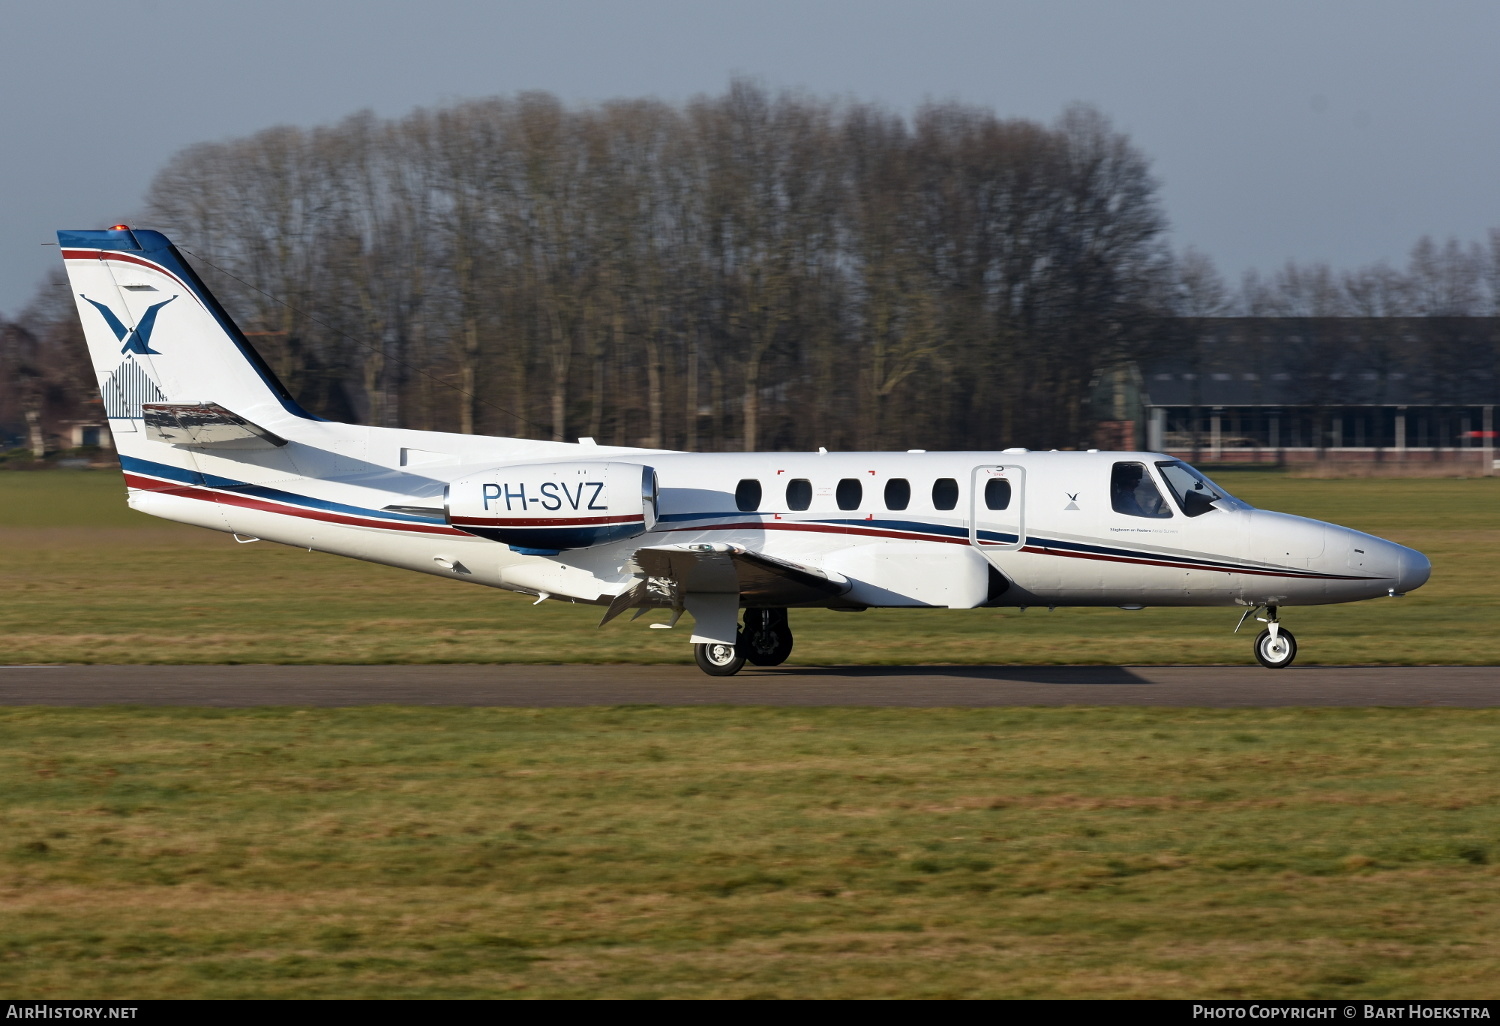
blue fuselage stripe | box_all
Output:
[118,455,443,525]
[117,464,1361,580]
[656,510,1344,578]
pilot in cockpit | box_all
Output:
[1111,462,1170,518]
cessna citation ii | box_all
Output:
[61,227,1431,675]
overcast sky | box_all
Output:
[3,0,1497,314]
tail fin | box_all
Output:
[58,227,315,454]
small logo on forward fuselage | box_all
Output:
[81,294,178,355]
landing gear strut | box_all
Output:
[1251,606,1298,669]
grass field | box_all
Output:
[2,471,1498,998]
[3,705,1498,998]
[1,469,1496,665]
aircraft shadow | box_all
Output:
[750,664,1154,685]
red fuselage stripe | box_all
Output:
[1015,544,1371,580]
[451,514,642,527]
[124,473,467,535]
[666,519,1374,581]
[122,474,1379,581]
[668,519,972,545]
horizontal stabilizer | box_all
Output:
[142,402,287,450]
[600,543,849,626]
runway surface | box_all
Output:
[0,664,1497,707]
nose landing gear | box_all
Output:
[1239,605,1298,669]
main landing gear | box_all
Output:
[1240,605,1298,669]
[741,608,794,666]
[694,641,745,676]
[692,608,794,677]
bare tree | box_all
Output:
[12,84,1214,452]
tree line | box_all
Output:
[3,82,1499,456]
[8,83,1172,452]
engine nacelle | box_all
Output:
[445,462,658,553]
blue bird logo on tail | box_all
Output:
[81,294,178,355]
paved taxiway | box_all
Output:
[0,664,1496,707]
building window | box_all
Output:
[984,478,1011,510]
[836,478,862,510]
[1110,462,1171,518]
[932,478,959,510]
[735,479,762,512]
[786,478,812,511]
[884,478,911,510]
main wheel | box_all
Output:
[741,608,793,666]
[1253,627,1298,669]
[694,641,746,676]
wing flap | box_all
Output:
[600,543,849,627]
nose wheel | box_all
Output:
[1238,605,1299,668]
[1247,605,1298,668]
[1254,626,1298,668]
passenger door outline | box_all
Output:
[969,464,1025,560]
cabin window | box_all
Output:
[1110,462,1172,518]
[884,477,911,510]
[836,478,863,510]
[735,479,762,512]
[932,478,959,510]
[984,478,1011,510]
[786,478,812,511]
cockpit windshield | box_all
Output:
[1154,461,1249,517]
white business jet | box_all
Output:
[60,227,1431,675]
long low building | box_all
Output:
[1099,317,1499,471]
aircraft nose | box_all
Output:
[1397,546,1432,594]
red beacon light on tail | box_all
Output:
[108,224,131,231]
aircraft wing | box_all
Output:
[599,543,849,626]
[142,402,287,450]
